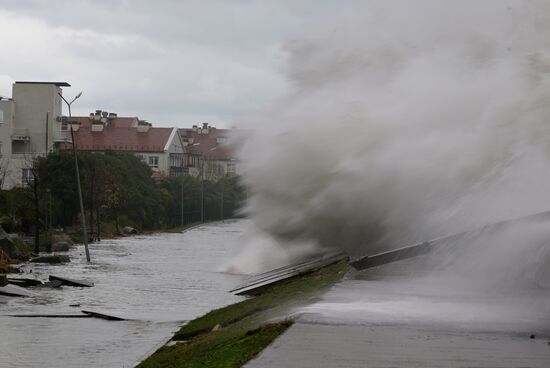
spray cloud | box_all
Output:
[230,0,550,273]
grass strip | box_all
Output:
[137,259,350,368]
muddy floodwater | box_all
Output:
[0,221,245,368]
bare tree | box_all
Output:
[22,153,46,254]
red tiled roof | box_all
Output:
[70,116,139,128]
[178,128,237,160]
[62,124,174,153]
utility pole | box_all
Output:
[200,160,204,222]
[45,112,50,152]
[59,91,90,262]
[220,176,224,221]
[181,178,184,226]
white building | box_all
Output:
[0,82,186,189]
[0,81,72,189]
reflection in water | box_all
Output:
[0,221,245,368]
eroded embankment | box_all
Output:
[137,260,350,368]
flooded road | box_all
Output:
[0,221,245,368]
[248,266,550,368]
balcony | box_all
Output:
[11,128,30,141]
[53,130,72,143]
[170,166,189,173]
[169,166,189,177]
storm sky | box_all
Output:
[0,0,346,127]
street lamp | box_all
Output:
[180,165,191,227]
[206,147,225,221]
[59,92,82,117]
[181,143,201,225]
[200,146,219,223]
[200,157,205,223]
[58,91,90,262]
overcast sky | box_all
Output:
[0,0,346,127]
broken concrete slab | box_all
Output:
[7,277,43,287]
[0,284,39,297]
[49,275,94,287]
[81,310,126,321]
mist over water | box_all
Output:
[227,0,550,288]
[299,218,550,331]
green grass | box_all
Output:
[139,321,292,368]
[137,259,350,368]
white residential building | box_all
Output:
[0,82,186,189]
[0,81,72,189]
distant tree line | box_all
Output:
[0,151,246,237]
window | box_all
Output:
[22,168,34,185]
[170,153,184,167]
[148,156,159,169]
[135,154,146,162]
[227,163,236,175]
[0,109,3,123]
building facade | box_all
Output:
[0,81,242,189]
[62,111,186,178]
[179,123,242,180]
[0,81,72,189]
[0,82,186,189]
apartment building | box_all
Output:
[0,81,187,189]
[0,81,71,189]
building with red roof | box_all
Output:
[178,123,242,179]
[61,110,186,178]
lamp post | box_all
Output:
[46,188,51,229]
[180,178,184,226]
[184,142,202,224]
[220,175,224,221]
[200,159,205,222]
[58,91,90,262]
[202,146,218,223]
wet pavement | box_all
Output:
[247,274,550,368]
[0,221,246,368]
[246,322,549,368]
[247,227,550,368]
